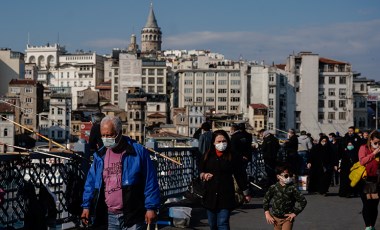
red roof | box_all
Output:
[147,112,166,118]
[319,57,347,65]
[9,79,37,85]
[0,103,15,113]
[275,64,286,70]
[249,103,267,109]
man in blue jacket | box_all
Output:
[81,116,160,229]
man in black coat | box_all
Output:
[284,128,299,176]
[261,130,280,186]
[89,112,105,155]
[231,123,253,171]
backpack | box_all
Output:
[65,170,85,216]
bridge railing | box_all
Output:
[0,143,269,229]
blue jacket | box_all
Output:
[82,136,160,226]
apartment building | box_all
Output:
[285,52,354,136]
[25,43,105,110]
[0,48,25,95]
[0,100,15,152]
[352,74,374,131]
[7,79,43,133]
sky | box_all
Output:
[1,0,380,80]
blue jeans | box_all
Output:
[207,209,230,230]
[108,212,145,230]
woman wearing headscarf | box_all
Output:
[307,136,337,195]
[200,129,251,230]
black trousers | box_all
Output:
[360,191,379,227]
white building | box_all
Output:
[285,52,354,136]
[25,43,105,109]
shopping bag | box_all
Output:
[349,161,367,187]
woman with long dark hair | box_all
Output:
[200,130,251,230]
[358,130,380,230]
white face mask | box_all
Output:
[215,142,227,151]
[371,143,379,149]
[279,175,292,184]
[102,133,119,149]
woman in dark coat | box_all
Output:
[200,130,251,230]
[307,136,337,195]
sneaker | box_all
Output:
[365,227,372,230]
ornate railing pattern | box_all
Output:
[0,145,269,229]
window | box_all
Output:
[318,100,325,108]
[339,112,346,120]
[328,112,335,120]
[24,108,33,114]
[157,69,164,75]
[184,88,192,94]
[339,76,346,84]
[196,88,202,94]
[196,97,202,102]
[148,69,155,75]
[58,131,63,138]
[148,77,155,84]
[136,124,140,132]
[231,97,240,102]
[148,86,155,92]
[269,87,275,94]
[218,89,227,94]
[328,100,336,108]
[25,88,33,93]
[339,88,346,96]
[25,98,32,103]
[206,97,214,102]
[142,69,147,75]
[318,112,324,120]
[206,80,214,85]
[51,108,55,114]
[230,89,240,94]
[156,105,160,111]
[231,80,240,85]
[157,77,164,84]
[328,89,335,96]
[24,118,33,125]
[218,97,227,102]
[136,111,140,119]
[339,100,346,107]
[157,86,164,93]
[4,128,8,137]
[218,105,226,110]
[206,88,214,94]
[218,80,227,85]
[269,110,274,118]
[328,77,335,84]
[184,80,193,85]
[269,98,274,107]
[319,77,325,84]
[142,77,146,84]
[230,106,238,110]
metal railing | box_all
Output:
[0,144,270,229]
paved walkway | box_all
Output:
[159,186,379,230]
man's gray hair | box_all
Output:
[101,115,122,134]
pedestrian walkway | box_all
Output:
[159,186,378,230]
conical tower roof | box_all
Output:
[144,3,159,28]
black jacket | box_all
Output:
[231,131,253,162]
[261,134,280,161]
[200,152,248,211]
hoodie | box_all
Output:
[298,135,312,152]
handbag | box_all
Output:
[233,176,245,208]
[349,161,367,187]
[188,177,205,199]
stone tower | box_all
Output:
[141,3,162,54]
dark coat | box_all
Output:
[284,135,298,156]
[89,123,104,154]
[261,134,280,161]
[231,131,253,162]
[200,152,248,211]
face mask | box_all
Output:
[321,142,326,146]
[279,175,292,184]
[329,138,333,142]
[215,142,227,152]
[347,145,354,151]
[102,133,119,149]
[371,143,379,149]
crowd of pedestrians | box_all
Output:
[82,115,379,230]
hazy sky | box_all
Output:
[1,0,379,80]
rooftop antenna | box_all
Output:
[57,32,60,45]
[27,32,30,45]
